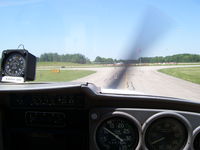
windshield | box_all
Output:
[0,0,200,101]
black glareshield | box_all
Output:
[1,49,36,82]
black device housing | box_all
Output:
[1,49,36,81]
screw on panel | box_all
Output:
[91,113,98,120]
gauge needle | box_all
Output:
[151,137,165,145]
[103,127,124,142]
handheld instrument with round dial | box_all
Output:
[95,112,141,150]
[1,49,36,82]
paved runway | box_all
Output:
[73,65,200,101]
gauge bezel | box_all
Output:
[142,112,192,150]
[192,126,200,150]
[93,111,142,150]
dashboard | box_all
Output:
[0,82,200,150]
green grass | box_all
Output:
[159,67,200,84]
[34,70,96,82]
[38,62,90,67]
[37,62,200,68]
[37,62,109,68]
[147,63,200,66]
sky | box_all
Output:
[0,0,199,60]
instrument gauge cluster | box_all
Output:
[90,109,194,150]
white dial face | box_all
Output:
[96,117,139,150]
[4,53,25,77]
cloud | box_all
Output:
[0,0,43,7]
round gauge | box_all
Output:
[95,112,140,150]
[192,126,200,150]
[143,112,191,150]
[3,53,25,77]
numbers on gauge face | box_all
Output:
[145,117,188,150]
[96,117,139,150]
[4,53,25,77]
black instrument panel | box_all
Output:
[10,93,85,108]
[0,82,200,150]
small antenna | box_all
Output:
[17,44,25,49]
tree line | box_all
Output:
[94,56,116,64]
[140,54,200,63]
[37,53,200,64]
[38,53,90,64]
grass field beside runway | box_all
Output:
[159,67,200,84]
[37,62,106,68]
[37,62,200,68]
[35,70,96,82]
